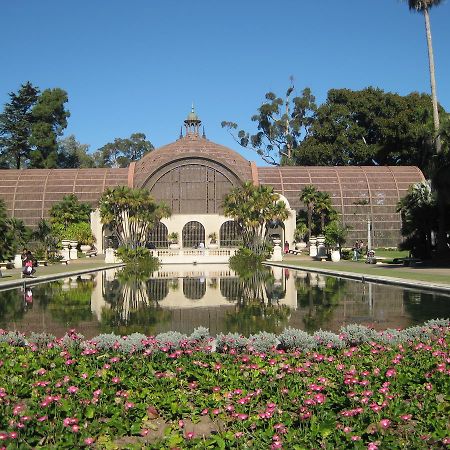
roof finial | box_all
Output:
[179,126,183,139]
[202,125,206,139]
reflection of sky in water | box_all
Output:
[0,265,448,338]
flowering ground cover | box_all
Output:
[0,322,449,449]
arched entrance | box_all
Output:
[182,221,205,248]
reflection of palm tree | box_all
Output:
[226,257,291,334]
[101,263,171,333]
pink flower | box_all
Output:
[314,393,326,404]
[185,431,195,439]
[112,377,120,383]
[124,402,134,410]
[351,436,362,441]
[367,443,378,449]
[71,425,79,433]
[379,419,391,429]
[84,437,94,445]
[401,414,412,421]
[178,420,184,428]
[67,386,79,394]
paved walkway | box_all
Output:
[0,256,123,289]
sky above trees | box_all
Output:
[1,0,449,165]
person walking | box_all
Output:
[352,241,360,261]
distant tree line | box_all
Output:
[0,82,153,170]
[222,85,450,178]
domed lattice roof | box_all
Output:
[133,134,253,188]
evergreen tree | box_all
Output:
[0,82,39,169]
[29,88,70,168]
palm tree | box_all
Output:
[405,0,443,153]
[299,185,319,242]
[314,191,334,233]
[99,186,171,249]
[223,181,290,256]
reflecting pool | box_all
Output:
[0,264,449,338]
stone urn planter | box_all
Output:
[295,241,307,250]
[331,249,341,262]
[169,243,180,249]
[80,244,92,253]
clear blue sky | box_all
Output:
[1,0,449,165]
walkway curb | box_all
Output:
[264,262,450,294]
[0,264,125,290]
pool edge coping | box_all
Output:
[264,262,450,294]
[0,264,125,290]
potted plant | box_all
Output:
[168,232,180,249]
[208,232,218,249]
[294,223,308,250]
[324,221,348,262]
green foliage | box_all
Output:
[99,186,170,249]
[0,200,31,260]
[52,221,95,245]
[57,135,94,168]
[49,194,92,229]
[324,220,348,249]
[29,88,70,168]
[223,181,289,256]
[229,248,265,274]
[397,181,437,258]
[116,246,155,264]
[295,88,446,176]
[93,132,153,168]
[223,84,448,175]
[168,232,179,243]
[294,222,308,242]
[0,82,39,169]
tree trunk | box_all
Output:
[424,7,441,154]
[307,208,312,242]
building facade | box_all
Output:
[0,110,424,251]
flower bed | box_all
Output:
[0,321,449,449]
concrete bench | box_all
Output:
[60,259,70,265]
[85,250,97,258]
[288,250,302,255]
[314,255,328,261]
[37,260,48,267]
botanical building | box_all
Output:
[0,110,424,251]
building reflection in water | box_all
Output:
[0,265,449,338]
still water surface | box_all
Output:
[0,264,449,338]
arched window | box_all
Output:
[183,278,206,300]
[147,222,168,248]
[182,221,205,248]
[220,221,242,247]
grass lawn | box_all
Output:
[372,248,409,260]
